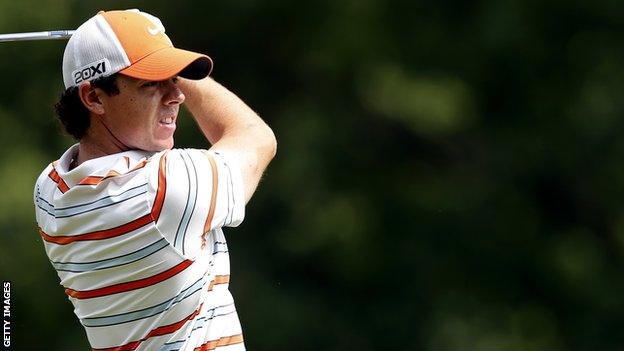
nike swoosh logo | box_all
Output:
[147,26,162,36]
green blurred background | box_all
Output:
[1,0,623,349]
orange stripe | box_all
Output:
[39,214,152,244]
[151,152,167,220]
[203,154,218,233]
[78,175,105,185]
[48,158,149,190]
[77,171,121,185]
[207,275,230,291]
[93,304,203,351]
[77,160,148,186]
[194,334,244,351]
[39,154,167,245]
[48,168,70,193]
[131,159,149,171]
[65,260,192,299]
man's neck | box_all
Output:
[72,116,132,169]
[74,135,127,169]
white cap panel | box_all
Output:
[62,14,131,88]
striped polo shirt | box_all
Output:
[33,144,247,351]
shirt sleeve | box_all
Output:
[146,148,245,258]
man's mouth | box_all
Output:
[160,117,174,124]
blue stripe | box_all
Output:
[38,183,148,218]
[55,183,148,218]
[223,159,235,225]
[36,185,55,216]
[36,192,55,215]
[81,276,207,327]
[173,152,191,250]
[213,241,228,255]
[174,152,198,253]
[159,340,185,351]
[51,238,169,272]
[158,318,207,351]
[158,305,237,351]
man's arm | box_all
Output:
[178,77,277,203]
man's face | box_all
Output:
[97,75,185,152]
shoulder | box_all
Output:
[33,162,54,200]
[35,163,55,185]
[143,148,244,203]
[145,148,239,174]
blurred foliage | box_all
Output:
[2,0,624,350]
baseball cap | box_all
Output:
[62,9,212,89]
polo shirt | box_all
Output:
[34,144,246,351]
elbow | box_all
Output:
[251,122,277,169]
[266,127,277,160]
[256,121,276,160]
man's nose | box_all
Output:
[163,79,185,105]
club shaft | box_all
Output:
[0,30,75,42]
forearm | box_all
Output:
[178,77,277,202]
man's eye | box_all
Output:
[142,81,159,88]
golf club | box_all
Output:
[0,30,74,42]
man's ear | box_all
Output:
[78,82,105,115]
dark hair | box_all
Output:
[54,74,120,140]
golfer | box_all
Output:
[33,9,276,351]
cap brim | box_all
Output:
[119,47,213,81]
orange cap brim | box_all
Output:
[119,47,213,81]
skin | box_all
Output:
[178,77,277,203]
[78,74,184,156]
[76,74,277,203]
